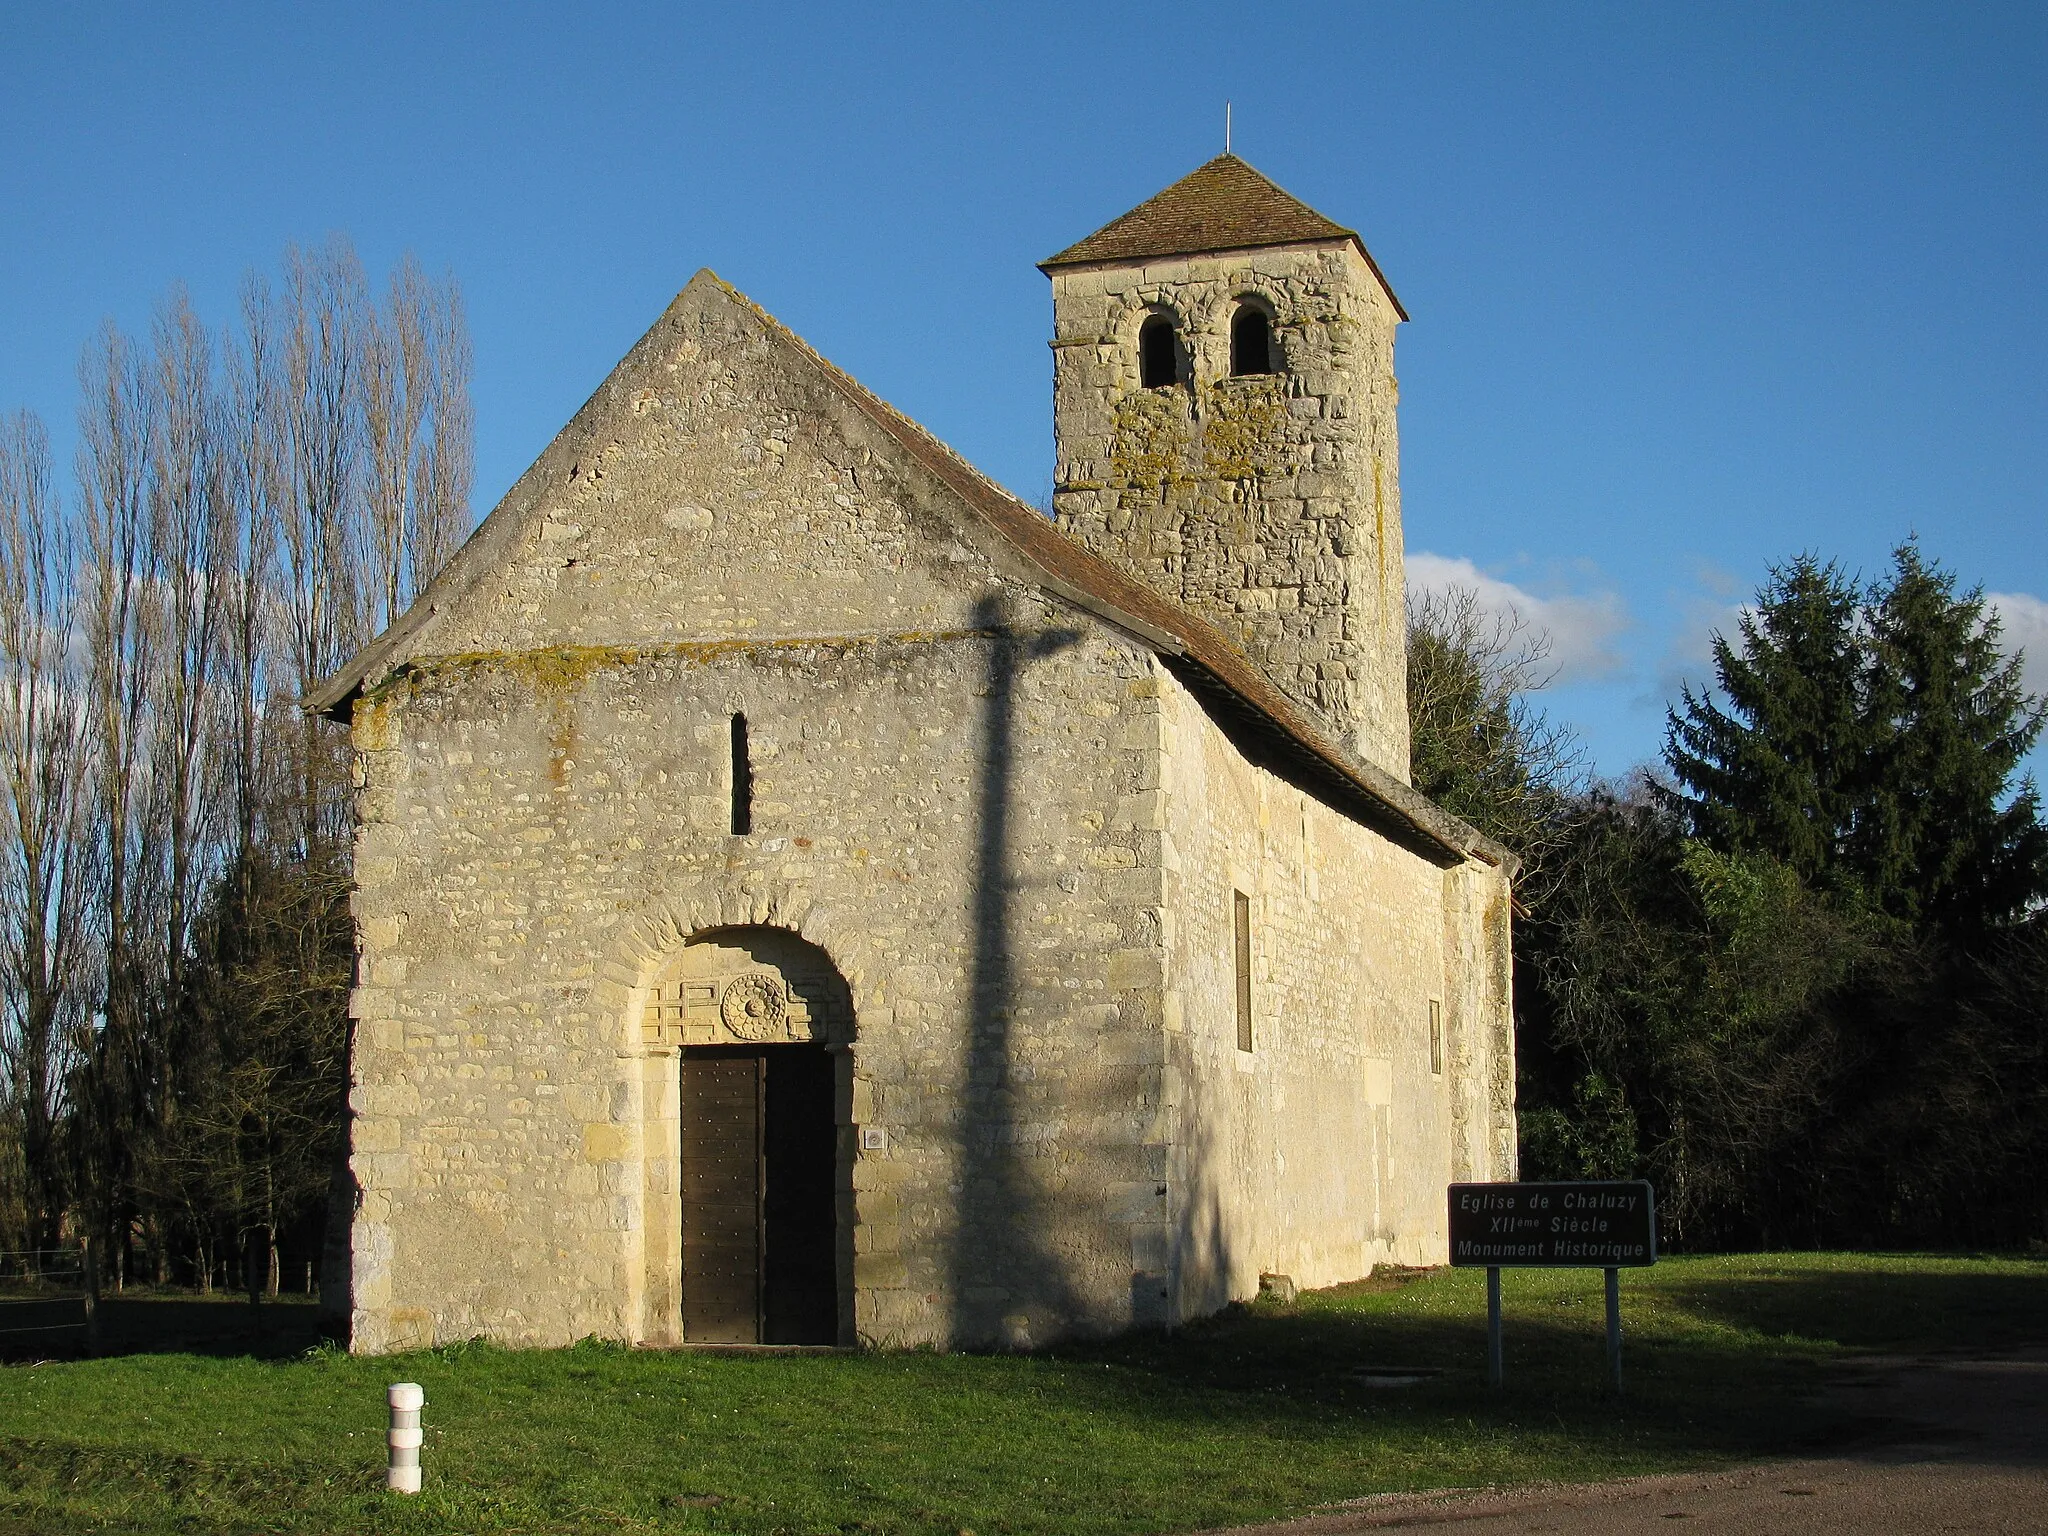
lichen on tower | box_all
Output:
[1043,154,1413,780]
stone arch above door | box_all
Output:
[640,927,855,1051]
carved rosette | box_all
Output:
[720,973,788,1041]
[641,937,840,1049]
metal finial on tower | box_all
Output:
[1225,101,1232,154]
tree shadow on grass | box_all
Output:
[1039,1274,1851,1464]
[0,1295,326,1363]
[1655,1263,2048,1354]
[1041,1262,2048,1476]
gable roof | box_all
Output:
[1040,154,1407,321]
[309,271,1499,871]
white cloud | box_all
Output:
[1988,591,2048,698]
[1655,598,1750,703]
[1405,552,1630,684]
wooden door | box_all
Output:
[762,1046,838,1344]
[680,1053,764,1343]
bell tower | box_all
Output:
[1042,155,1412,779]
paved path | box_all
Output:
[1200,1356,2048,1535]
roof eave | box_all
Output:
[1039,233,1408,323]
[310,272,1496,876]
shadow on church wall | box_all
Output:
[950,595,1287,1346]
[1168,1066,1243,1324]
[949,595,1101,1348]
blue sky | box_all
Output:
[3,2,2044,778]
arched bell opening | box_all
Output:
[1229,299,1278,376]
[1138,312,1182,389]
[641,926,854,1345]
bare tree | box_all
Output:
[0,412,93,1256]
[1,234,472,1298]
[76,321,164,1282]
[147,289,230,994]
[414,273,472,599]
[363,253,472,637]
[222,276,282,872]
[131,288,237,1283]
[1407,584,1587,901]
[362,266,423,638]
[176,840,351,1302]
[277,237,369,855]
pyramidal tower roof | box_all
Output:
[1040,153,1405,318]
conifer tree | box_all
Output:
[1854,541,2048,936]
[1663,554,1868,887]
[1665,542,2047,939]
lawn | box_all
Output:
[0,1252,2038,1536]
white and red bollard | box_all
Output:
[386,1382,424,1493]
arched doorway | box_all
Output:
[641,928,852,1344]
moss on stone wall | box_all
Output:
[1108,376,1292,503]
[1202,377,1290,483]
[1109,389,1197,499]
[362,630,1004,709]
[363,644,646,705]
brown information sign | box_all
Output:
[1448,1181,1656,1268]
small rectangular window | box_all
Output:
[1233,891,1253,1053]
[730,713,753,836]
[1429,999,1443,1076]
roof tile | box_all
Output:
[1041,154,1405,318]
[311,272,1482,865]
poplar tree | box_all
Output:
[0,236,470,1291]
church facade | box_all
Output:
[315,156,1517,1354]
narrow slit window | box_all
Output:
[1230,304,1275,376]
[1139,314,1178,389]
[1234,891,1254,1053]
[1429,999,1443,1076]
[730,713,753,835]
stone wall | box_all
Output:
[342,272,1510,1355]
[1152,668,1513,1319]
[347,280,1186,1351]
[1048,243,1411,781]
[1439,859,1519,1186]
[350,613,1180,1351]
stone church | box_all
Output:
[313,154,1518,1354]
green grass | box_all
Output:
[0,1252,2039,1536]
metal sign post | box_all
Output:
[1486,1265,1502,1387]
[1448,1181,1656,1392]
[1605,1265,1622,1391]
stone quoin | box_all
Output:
[313,154,1518,1353]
